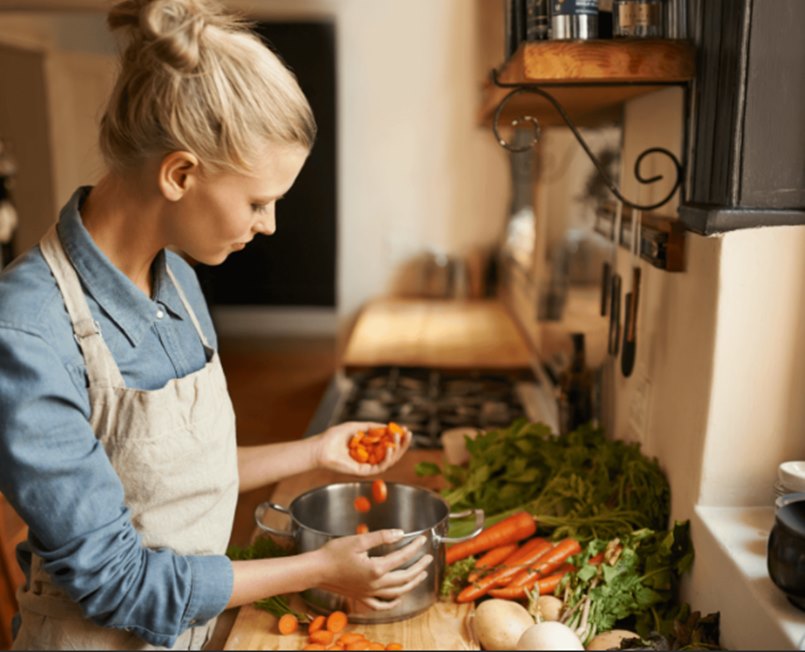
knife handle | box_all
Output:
[627,267,642,342]
[600,262,611,317]
[608,274,621,356]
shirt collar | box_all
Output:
[56,186,186,347]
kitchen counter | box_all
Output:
[222,449,479,650]
[341,298,533,371]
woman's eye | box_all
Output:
[251,203,268,214]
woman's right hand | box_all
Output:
[313,529,433,610]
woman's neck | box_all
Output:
[80,172,166,297]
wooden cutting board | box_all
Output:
[341,299,532,371]
[222,450,479,650]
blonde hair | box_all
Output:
[100,0,316,174]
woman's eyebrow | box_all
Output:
[253,194,285,203]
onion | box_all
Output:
[516,622,584,650]
[472,599,535,651]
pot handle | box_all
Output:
[437,508,485,544]
[254,501,294,538]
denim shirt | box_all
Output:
[0,188,233,647]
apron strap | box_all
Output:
[165,265,213,353]
[39,226,126,388]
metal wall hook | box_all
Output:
[490,69,684,212]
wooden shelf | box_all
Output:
[480,39,696,128]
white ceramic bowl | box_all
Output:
[779,461,805,494]
[441,427,482,466]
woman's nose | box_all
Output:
[254,210,276,236]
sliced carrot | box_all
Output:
[368,643,385,650]
[326,610,348,633]
[388,422,404,435]
[385,644,403,651]
[346,642,371,651]
[372,479,388,504]
[445,512,537,565]
[309,615,327,634]
[354,496,371,513]
[310,630,335,645]
[356,523,369,534]
[338,633,367,645]
[303,645,326,651]
[278,613,299,635]
[466,543,519,582]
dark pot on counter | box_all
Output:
[767,492,805,611]
[254,481,484,623]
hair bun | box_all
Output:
[109,0,223,73]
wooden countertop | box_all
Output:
[223,449,479,650]
[341,298,532,371]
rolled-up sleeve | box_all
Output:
[0,324,233,647]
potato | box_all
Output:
[586,629,640,650]
[473,599,535,651]
[534,595,563,622]
[516,622,584,650]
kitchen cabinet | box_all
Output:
[222,449,478,650]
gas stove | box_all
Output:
[306,365,556,448]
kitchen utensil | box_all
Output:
[607,202,623,356]
[254,481,484,623]
[621,209,641,377]
[767,492,805,611]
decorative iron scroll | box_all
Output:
[491,69,684,212]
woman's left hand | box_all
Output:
[313,421,411,475]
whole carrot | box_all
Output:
[466,543,519,582]
[456,538,552,603]
[445,512,536,565]
[501,538,582,591]
[488,563,574,599]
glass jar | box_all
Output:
[613,0,663,38]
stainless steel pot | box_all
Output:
[254,481,484,623]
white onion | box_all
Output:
[516,622,584,650]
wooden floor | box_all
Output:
[218,335,337,548]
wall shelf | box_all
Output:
[480,39,696,127]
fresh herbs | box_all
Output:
[417,420,670,541]
[557,522,695,645]
[439,557,476,600]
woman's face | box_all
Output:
[167,142,308,265]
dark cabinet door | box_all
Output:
[196,21,337,307]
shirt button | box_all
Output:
[156,309,165,320]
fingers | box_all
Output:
[355,528,406,550]
[374,535,428,573]
[360,596,403,611]
[374,553,433,589]
[372,569,429,600]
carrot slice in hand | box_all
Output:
[355,523,369,534]
[278,613,299,635]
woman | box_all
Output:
[0,0,431,649]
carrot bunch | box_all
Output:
[348,423,405,465]
[279,609,403,650]
[444,511,582,603]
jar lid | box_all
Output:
[778,461,805,493]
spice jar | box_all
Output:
[551,0,599,40]
[613,0,663,38]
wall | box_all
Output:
[0,1,510,340]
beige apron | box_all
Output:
[13,226,239,650]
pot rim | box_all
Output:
[286,480,450,539]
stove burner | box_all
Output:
[334,366,535,449]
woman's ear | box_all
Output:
[158,151,200,201]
